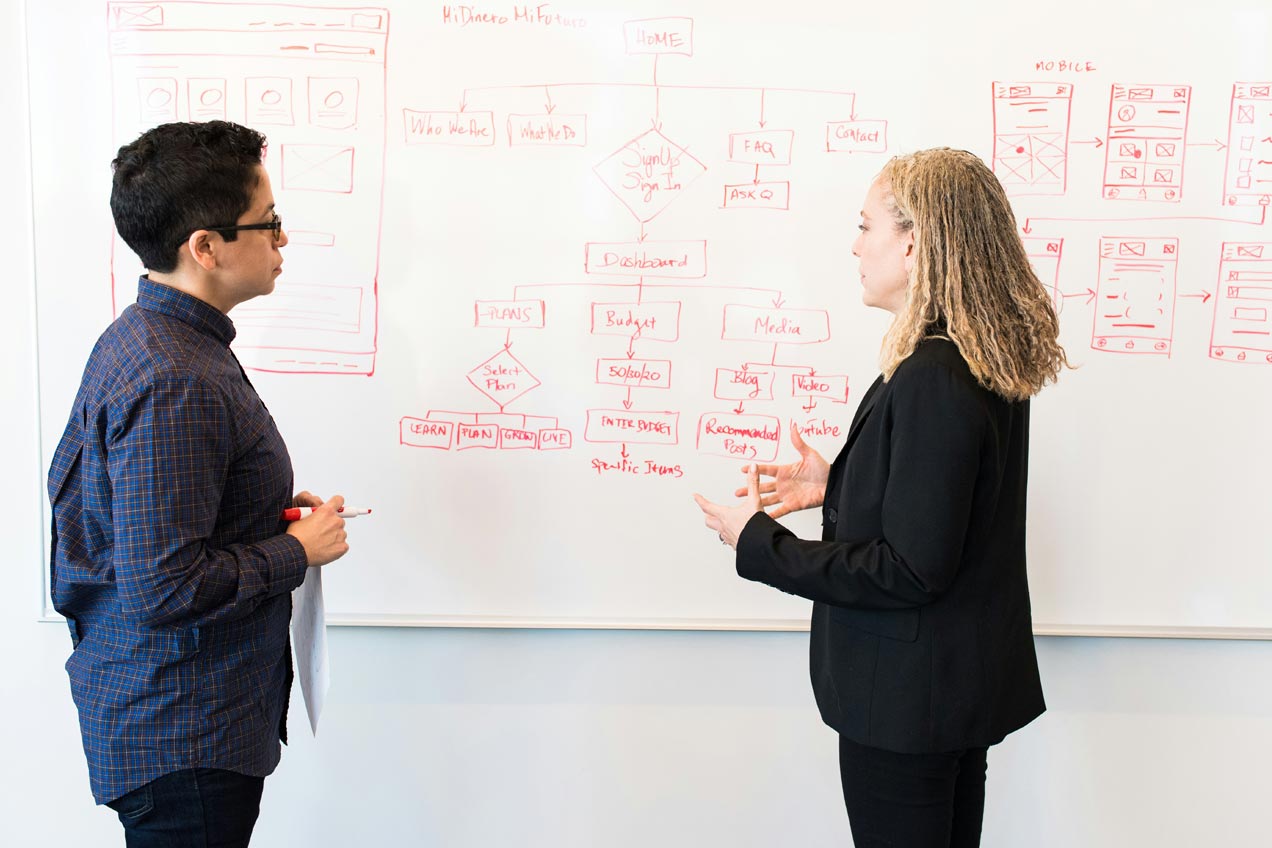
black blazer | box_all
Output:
[737,338,1044,753]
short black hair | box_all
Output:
[110,121,267,273]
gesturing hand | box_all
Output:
[735,424,830,519]
[693,466,762,551]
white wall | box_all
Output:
[3,3,1269,845]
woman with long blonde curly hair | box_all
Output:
[878,148,1068,400]
[697,148,1068,847]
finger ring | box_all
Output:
[718,534,725,543]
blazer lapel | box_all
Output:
[822,374,884,497]
[843,374,885,452]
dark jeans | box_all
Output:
[839,735,989,848]
[106,768,265,848]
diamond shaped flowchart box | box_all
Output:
[467,348,540,408]
[594,128,707,222]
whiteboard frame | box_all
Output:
[32,607,1272,640]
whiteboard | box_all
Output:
[25,0,1272,635]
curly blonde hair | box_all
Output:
[877,148,1069,401]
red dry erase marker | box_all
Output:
[281,506,372,521]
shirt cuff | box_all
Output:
[255,533,311,596]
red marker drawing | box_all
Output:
[281,506,372,521]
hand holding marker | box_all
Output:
[283,495,358,567]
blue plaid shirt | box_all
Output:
[48,278,309,804]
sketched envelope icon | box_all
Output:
[1119,242,1147,257]
[114,4,164,27]
[1153,169,1173,182]
[1128,88,1154,100]
[1009,86,1031,97]
[1120,166,1138,179]
[1237,245,1265,258]
[282,145,354,193]
[1250,85,1270,97]
[1119,142,1139,156]
[1155,143,1176,157]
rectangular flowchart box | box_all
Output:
[596,358,673,389]
[728,130,794,164]
[714,367,775,401]
[507,113,587,147]
[474,300,545,328]
[404,109,496,146]
[723,181,790,210]
[826,120,887,153]
[696,413,781,462]
[585,409,679,445]
[584,240,707,278]
[722,305,829,344]
[792,373,849,402]
[400,417,453,449]
[624,17,693,55]
[591,302,681,341]
[456,422,500,450]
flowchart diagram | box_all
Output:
[396,15,877,472]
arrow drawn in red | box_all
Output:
[1062,288,1098,305]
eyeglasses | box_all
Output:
[195,212,284,243]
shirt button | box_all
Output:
[825,508,838,523]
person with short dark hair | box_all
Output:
[696,148,1069,847]
[48,120,351,847]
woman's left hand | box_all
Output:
[693,466,762,550]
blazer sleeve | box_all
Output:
[736,360,986,609]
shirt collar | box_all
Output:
[135,276,237,346]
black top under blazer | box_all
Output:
[737,337,1045,754]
